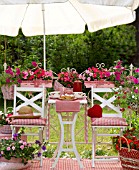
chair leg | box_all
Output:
[11,125,16,138]
[92,127,96,168]
[39,127,43,167]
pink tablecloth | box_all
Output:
[56,100,80,112]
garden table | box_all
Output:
[47,97,88,168]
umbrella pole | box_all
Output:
[42,4,46,70]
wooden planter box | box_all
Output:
[84,80,115,88]
[20,79,53,88]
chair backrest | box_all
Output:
[13,85,45,117]
[91,87,122,118]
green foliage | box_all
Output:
[0,25,136,74]
[0,25,137,99]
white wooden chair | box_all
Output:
[91,87,128,167]
[10,85,46,166]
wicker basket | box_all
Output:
[119,136,139,170]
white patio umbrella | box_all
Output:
[0,0,137,70]
[79,0,139,10]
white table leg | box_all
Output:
[52,112,83,169]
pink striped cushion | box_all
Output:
[91,117,128,126]
[11,118,46,126]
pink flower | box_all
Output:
[22,71,28,79]
[5,67,14,76]
[23,142,27,146]
[87,77,91,81]
[16,68,20,76]
[6,78,10,83]
[32,61,38,67]
[133,78,139,84]
[135,68,139,73]
[134,88,139,94]
[7,147,11,151]
[20,145,24,150]
[19,140,23,143]
[12,146,15,150]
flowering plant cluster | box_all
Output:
[112,61,139,112]
[79,66,111,81]
[0,61,53,88]
[0,131,47,165]
[113,128,139,152]
[0,111,13,126]
[57,70,79,88]
[22,61,53,81]
[0,67,22,87]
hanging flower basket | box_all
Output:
[1,85,14,100]
[84,80,115,88]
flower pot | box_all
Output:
[0,157,32,170]
[119,147,139,170]
[1,85,14,100]
[0,125,12,134]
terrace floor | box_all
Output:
[26,158,123,170]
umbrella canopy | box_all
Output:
[0,0,136,36]
[78,0,139,10]
[0,0,137,70]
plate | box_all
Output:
[58,97,77,101]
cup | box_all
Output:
[74,92,86,98]
[49,91,60,98]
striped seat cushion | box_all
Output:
[11,118,46,126]
[91,117,128,126]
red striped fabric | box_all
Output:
[91,117,128,126]
[11,118,46,125]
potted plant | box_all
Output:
[113,128,139,170]
[0,66,23,100]
[21,61,53,88]
[79,64,114,88]
[0,131,47,168]
[0,110,13,134]
[0,61,54,100]
[57,69,79,89]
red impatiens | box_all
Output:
[113,128,139,151]
[57,70,79,88]
[22,61,53,81]
[79,66,111,81]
